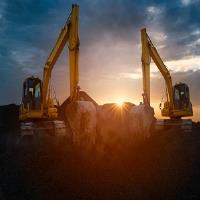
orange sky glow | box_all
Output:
[48,39,200,122]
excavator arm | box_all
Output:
[141,28,174,111]
[42,4,79,113]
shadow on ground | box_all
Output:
[0,126,200,200]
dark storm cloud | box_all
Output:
[151,0,200,60]
[0,0,61,103]
[0,0,200,105]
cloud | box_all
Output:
[165,55,200,72]
[0,0,200,121]
[180,0,199,6]
[147,6,162,14]
[120,72,142,80]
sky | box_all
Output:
[0,0,200,121]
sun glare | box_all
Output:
[115,98,124,107]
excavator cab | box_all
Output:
[173,83,193,116]
[162,83,193,118]
[22,76,42,111]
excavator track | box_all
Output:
[155,119,193,133]
[20,120,67,139]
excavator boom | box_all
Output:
[19,4,80,138]
[42,4,79,113]
[141,28,193,118]
[141,28,174,110]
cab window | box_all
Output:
[34,83,41,98]
[174,88,180,100]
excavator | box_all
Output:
[19,4,80,136]
[141,28,193,130]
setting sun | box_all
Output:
[115,98,124,106]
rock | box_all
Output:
[96,103,134,154]
[64,101,97,149]
[128,104,155,141]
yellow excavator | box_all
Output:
[141,28,193,129]
[19,4,79,136]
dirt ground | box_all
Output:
[0,127,200,200]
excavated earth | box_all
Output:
[0,104,200,200]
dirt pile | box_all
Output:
[60,91,98,149]
[60,92,154,155]
[0,128,200,199]
[96,102,134,154]
[0,100,199,199]
[63,101,97,147]
[128,104,155,139]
